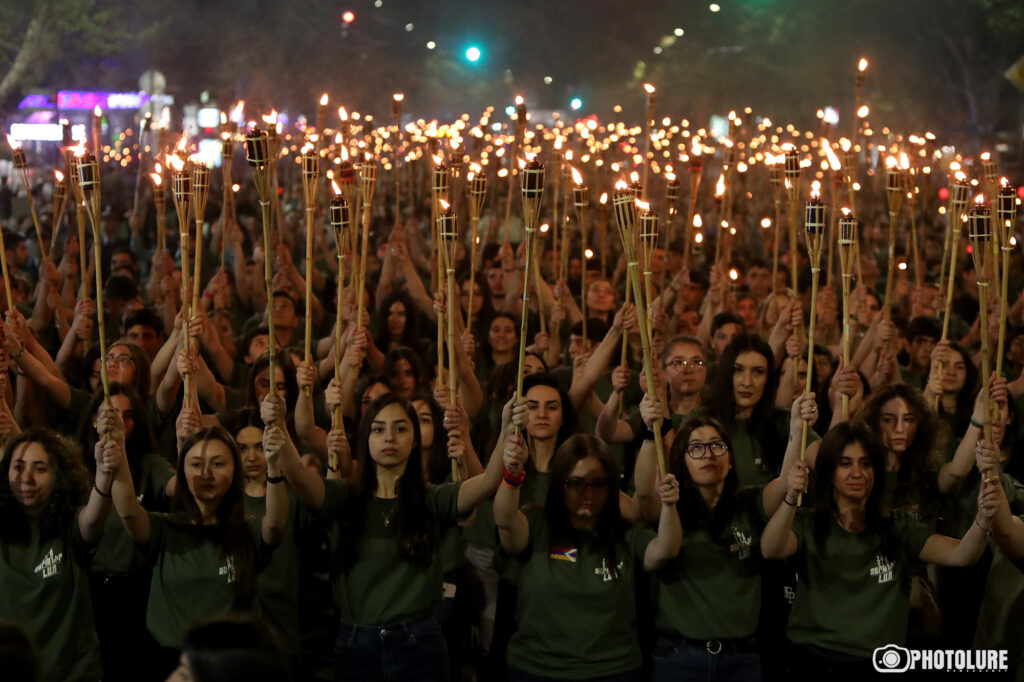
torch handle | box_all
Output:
[86,196,110,401]
[0,221,14,315]
[978,282,995,480]
[996,248,1012,378]
[303,206,316,396]
[446,260,461,483]
[514,227,538,420]
[627,261,667,475]
[260,200,277,394]
[467,215,480,332]
[356,204,371,330]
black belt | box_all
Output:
[661,632,758,655]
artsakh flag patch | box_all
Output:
[549,547,578,563]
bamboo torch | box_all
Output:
[438,199,461,481]
[167,151,195,406]
[660,171,680,292]
[767,152,784,291]
[132,111,152,218]
[466,163,487,332]
[68,143,89,301]
[514,156,545,435]
[996,179,1018,379]
[598,192,609,275]
[219,125,235,271]
[150,165,166,253]
[190,161,210,314]
[637,200,659,336]
[642,84,656,200]
[571,166,589,342]
[968,197,995,474]
[328,183,350,444]
[882,155,903,324]
[936,172,970,408]
[784,145,801,294]
[821,139,843,287]
[76,148,110,400]
[356,157,377,330]
[798,192,827,503]
[683,138,703,272]
[301,142,319,395]
[614,182,667,475]
[246,125,277,392]
[48,170,68,259]
[838,209,857,420]
[7,136,48,264]
[432,154,451,384]
[391,93,404,221]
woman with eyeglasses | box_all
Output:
[493,432,681,681]
[634,390,815,681]
[761,422,996,679]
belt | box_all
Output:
[339,613,436,641]
[662,632,758,655]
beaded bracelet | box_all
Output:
[503,468,526,489]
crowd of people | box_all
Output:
[0,129,1022,682]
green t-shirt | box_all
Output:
[90,453,175,575]
[0,513,103,682]
[245,490,304,653]
[787,510,934,658]
[653,488,767,639]
[506,509,655,679]
[139,512,266,649]
[319,479,462,625]
[463,468,550,551]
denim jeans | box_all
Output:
[651,635,762,682]
[334,614,449,681]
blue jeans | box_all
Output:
[651,635,762,682]
[508,668,641,682]
[334,615,449,681]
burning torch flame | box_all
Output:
[629,170,640,184]
[571,166,583,186]
[515,95,524,106]
[841,207,852,216]
[5,134,19,150]
[693,214,703,228]
[636,199,651,212]
[340,146,349,162]
[301,142,315,155]
[262,110,279,126]
[715,174,726,197]
[665,171,676,182]
[729,269,738,281]
[954,170,967,183]
[55,170,64,183]
[643,83,656,95]
[599,192,608,205]
[393,93,404,103]
[615,179,628,192]
[761,217,772,228]
[331,180,342,196]
[338,107,349,122]
[900,153,910,170]
[176,134,188,154]
[821,139,842,171]
[70,141,86,158]
[150,172,162,186]
[166,154,185,172]
[94,105,102,118]
[320,93,329,106]
[857,105,869,118]
[885,155,898,170]
[231,101,245,122]
[975,194,985,205]
[858,58,868,72]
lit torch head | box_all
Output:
[329,181,351,247]
[437,198,458,243]
[245,126,269,169]
[6,134,26,170]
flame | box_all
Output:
[449,138,459,151]
[262,110,278,126]
[155,162,162,174]
[691,137,701,156]
[781,142,796,152]
[231,101,245,121]
[840,138,851,152]
[393,92,404,103]
[338,107,349,122]
[643,83,656,94]
[93,105,102,117]
[70,141,86,157]
[340,146,349,162]
[166,154,185,172]
[729,268,738,281]
[515,95,524,106]
[232,184,240,192]
[761,217,771,228]
[5,134,19,150]
[975,193,985,205]
[810,187,821,200]
[320,93,329,106]
[981,151,991,162]
[693,214,703,228]
[599,192,608,205]
[857,105,869,118]
[438,198,450,211]
[665,171,676,182]
[614,179,628,192]
[629,170,640,184]
[899,152,910,170]
[858,58,868,72]
[432,153,444,166]
[470,162,482,174]
[331,180,342,195]
[694,233,703,244]
[150,172,162,186]
[554,136,563,150]
[571,166,583,186]
[565,150,573,161]
[54,170,64,182]
[954,171,967,183]
[885,155,897,170]
[811,180,822,193]
[1000,177,1009,189]
[636,199,651,211]
[175,134,188,153]
[301,142,315,155]
[540,223,549,233]
[841,207,852,216]
[715,174,725,197]
[821,139,842,171]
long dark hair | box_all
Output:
[247,350,299,411]
[857,383,943,519]
[522,372,577,453]
[670,416,740,537]
[410,390,448,484]
[481,311,520,362]
[0,429,89,543]
[811,422,895,557]
[373,291,422,349]
[110,339,152,399]
[710,334,783,472]
[382,346,423,396]
[544,435,626,579]
[79,383,157,491]
[338,393,437,569]
[173,427,258,607]
[921,340,978,420]
[182,614,290,682]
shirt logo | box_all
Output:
[595,558,625,582]
[870,554,895,584]
[218,556,236,583]
[549,547,578,563]
[729,525,752,560]
[34,548,63,579]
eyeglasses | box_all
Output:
[665,358,706,371]
[685,440,729,459]
[565,477,610,493]
[106,354,135,368]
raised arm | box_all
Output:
[456,397,524,513]
[760,458,806,559]
[643,473,682,571]
[493,430,530,554]
[294,359,327,463]
[259,422,292,546]
[939,376,1004,493]
[918,477,999,567]
[262,394,325,509]
[764,392,817,517]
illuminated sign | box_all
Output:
[9,123,88,142]
[20,91,174,111]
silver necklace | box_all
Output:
[374,496,399,527]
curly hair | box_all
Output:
[0,429,90,543]
[856,383,944,520]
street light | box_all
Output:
[465,46,481,62]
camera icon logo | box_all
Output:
[873,645,912,673]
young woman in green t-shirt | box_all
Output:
[762,421,998,678]
[494,433,681,681]
[266,391,507,681]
